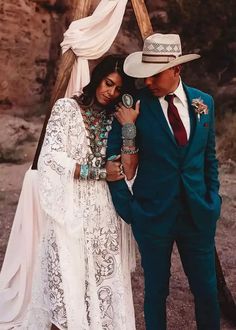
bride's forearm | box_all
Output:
[121,151,138,180]
[74,163,107,180]
[121,123,138,180]
[74,163,81,179]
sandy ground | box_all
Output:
[0,161,236,330]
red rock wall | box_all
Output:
[0,0,235,115]
[0,0,69,113]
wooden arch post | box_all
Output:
[32,0,92,169]
[130,0,153,40]
[50,0,93,108]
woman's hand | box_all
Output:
[105,155,125,181]
[114,100,140,126]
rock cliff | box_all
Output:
[0,0,235,162]
[0,0,69,114]
[0,0,235,114]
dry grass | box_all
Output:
[216,113,236,164]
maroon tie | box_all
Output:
[165,94,188,146]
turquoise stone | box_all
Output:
[84,107,112,164]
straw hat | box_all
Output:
[124,33,200,78]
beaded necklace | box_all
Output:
[81,106,113,169]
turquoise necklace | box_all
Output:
[82,106,113,168]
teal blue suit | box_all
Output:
[107,84,221,330]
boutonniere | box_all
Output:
[191,98,208,121]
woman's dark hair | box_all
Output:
[74,54,135,108]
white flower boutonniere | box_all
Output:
[191,98,208,121]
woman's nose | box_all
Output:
[108,86,116,96]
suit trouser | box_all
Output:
[132,213,220,330]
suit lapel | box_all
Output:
[146,93,177,146]
[183,84,202,160]
[143,85,202,150]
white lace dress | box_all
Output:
[22,98,136,330]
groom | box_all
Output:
[106,33,221,329]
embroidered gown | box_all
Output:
[22,98,136,330]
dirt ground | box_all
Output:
[0,159,236,330]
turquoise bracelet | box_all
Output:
[80,164,107,180]
[80,164,89,179]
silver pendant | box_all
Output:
[122,93,134,108]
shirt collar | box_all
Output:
[173,79,187,106]
[159,79,187,106]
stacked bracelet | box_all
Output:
[121,148,139,155]
[80,164,89,179]
[121,123,136,140]
[80,165,107,180]
[122,139,136,147]
[88,166,98,180]
[98,168,107,180]
[122,123,137,151]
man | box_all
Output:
[106,33,221,329]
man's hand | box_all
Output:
[114,100,140,126]
[106,155,125,181]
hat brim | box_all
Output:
[124,52,201,78]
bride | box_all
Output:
[0,55,139,330]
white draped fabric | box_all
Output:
[0,170,44,329]
[0,1,136,329]
[61,0,128,97]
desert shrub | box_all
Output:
[216,112,236,163]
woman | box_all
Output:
[22,55,138,329]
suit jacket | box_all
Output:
[107,84,221,235]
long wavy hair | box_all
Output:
[73,55,135,110]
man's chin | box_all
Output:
[150,90,162,97]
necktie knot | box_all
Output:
[165,94,175,103]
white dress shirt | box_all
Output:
[159,80,190,140]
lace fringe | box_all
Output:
[121,221,136,273]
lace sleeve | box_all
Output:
[38,98,88,225]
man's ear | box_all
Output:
[173,65,181,75]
